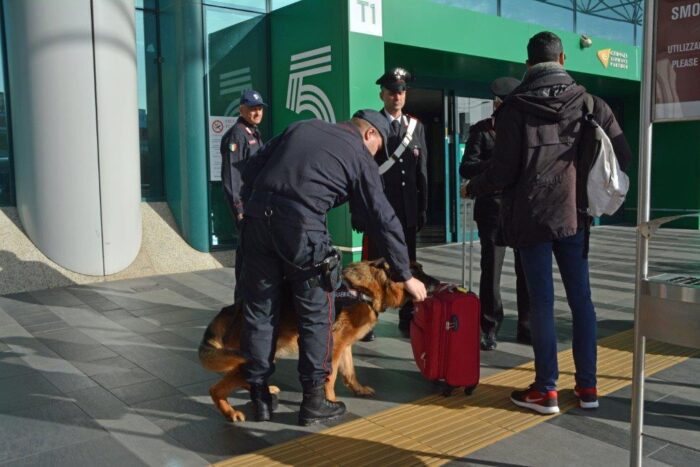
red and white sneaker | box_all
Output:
[574,386,599,409]
[510,384,560,415]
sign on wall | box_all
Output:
[208,116,237,182]
[654,0,700,121]
[349,0,382,37]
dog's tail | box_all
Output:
[198,340,246,373]
[198,304,247,373]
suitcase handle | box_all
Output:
[461,198,475,291]
[445,314,459,332]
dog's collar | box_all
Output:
[335,280,374,306]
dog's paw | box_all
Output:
[353,385,375,397]
[269,385,281,394]
[226,410,246,422]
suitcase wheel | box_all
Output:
[464,385,477,396]
[441,383,454,397]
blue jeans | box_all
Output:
[518,230,597,392]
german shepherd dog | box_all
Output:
[199,259,439,422]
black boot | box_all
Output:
[298,384,346,426]
[250,384,275,422]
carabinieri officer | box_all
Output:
[239,110,428,426]
[220,89,266,301]
[362,67,429,341]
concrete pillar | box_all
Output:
[4,0,141,275]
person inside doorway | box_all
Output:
[459,77,531,351]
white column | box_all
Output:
[4,0,140,276]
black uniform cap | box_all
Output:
[490,77,521,99]
[376,67,413,92]
[353,109,390,159]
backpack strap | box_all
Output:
[583,93,594,115]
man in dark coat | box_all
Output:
[220,89,266,302]
[460,77,531,351]
[239,110,428,425]
[361,67,429,341]
[465,32,631,415]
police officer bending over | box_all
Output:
[220,89,266,302]
[240,110,428,426]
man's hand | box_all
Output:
[403,277,427,302]
[460,182,472,199]
[237,213,244,221]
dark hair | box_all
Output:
[527,31,563,65]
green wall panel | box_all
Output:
[383,0,640,82]
[270,0,356,261]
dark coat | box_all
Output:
[242,120,412,281]
[459,117,502,226]
[468,65,632,248]
[220,117,262,218]
[374,112,428,228]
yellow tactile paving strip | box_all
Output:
[216,330,699,466]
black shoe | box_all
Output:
[516,327,532,345]
[250,384,274,422]
[398,321,411,339]
[480,333,497,351]
[360,330,375,342]
[298,385,347,426]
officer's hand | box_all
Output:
[417,212,427,232]
[403,277,427,302]
[237,213,244,221]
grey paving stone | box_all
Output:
[0,372,63,412]
[0,399,107,464]
[36,328,119,363]
[12,311,63,327]
[68,386,209,466]
[136,355,215,388]
[141,331,200,363]
[71,356,139,377]
[91,366,157,390]
[141,307,214,327]
[1,435,148,467]
[454,420,670,467]
[110,379,180,406]
[546,410,668,456]
[24,320,73,335]
[650,442,700,467]
[101,309,137,321]
[0,353,36,380]
[114,316,165,335]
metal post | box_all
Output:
[630,1,656,465]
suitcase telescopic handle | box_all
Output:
[461,198,474,291]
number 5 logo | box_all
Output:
[286,45,336,123]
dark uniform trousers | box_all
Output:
[240,215,335,387]
[477,220,530,337]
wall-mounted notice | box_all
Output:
[654,0,700,121]
[208,116,237,181]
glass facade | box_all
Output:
[0,7,12,206]
[136,6,164,200]
[428,0,643,46]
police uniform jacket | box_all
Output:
[242,119,412,281]
[459,117,502,226]
[375,111,428,228]
[220,117,263,219]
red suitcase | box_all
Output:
[411,200,481,395]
